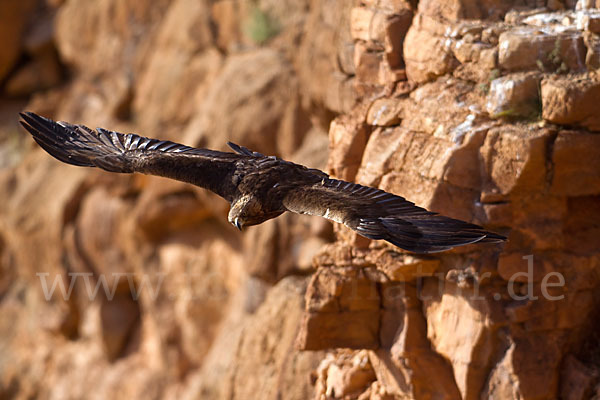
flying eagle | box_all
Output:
[19,111,505,253]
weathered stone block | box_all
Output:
[404,15,458,83]
[498,28,586,73]
[583,31,600,69]
[366,98,402,126]
[551,131,600,195]
[422,280,501,400]
[327,113,370,181]
[486,72,542,119]
[541,75,600,131]
[480,127,556,195]
[298,269,380,350]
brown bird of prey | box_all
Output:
[20,111,505,253]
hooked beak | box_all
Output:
[234,218,242,231]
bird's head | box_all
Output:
[228,194,263,230]
[228,194,284,230]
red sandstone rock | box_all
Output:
[551,130,600,195]
[377,284,464,399]
[327,111,371,181]
[354,41,387,86]
[0,0,37,83]
[362,0,413,13]
[480,126,556,195]
[485,72,542,118]
[583,31,600,69]
[418,0,517,21]
[366,98,402,126]
[578,11,600,33]
[297,0,356,115]
[313,351,376,398]
[560,355,600,400]
[183,48,303,158]
[404,15,458,83]
[423,280,502,400]
[210,0,244,51]
[541,74,600,131]
[297,268,380,350]
[367,250,440,281]
[3,1,600,399]
[4,57,61,97]
[498,28,586,72]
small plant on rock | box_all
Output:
[537,39,569,74]
[243,5,280,45]
[478,68,501,94]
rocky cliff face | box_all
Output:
[0,0,599,399]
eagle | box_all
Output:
[19,111,505,254]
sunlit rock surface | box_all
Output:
[1,1,600,399]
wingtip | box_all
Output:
[19,111,35,118]
[482,231,508,243]
[19,111,49,128]
[19,110,39,120]
[19,111,33,124]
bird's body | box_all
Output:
[19,112,506,253]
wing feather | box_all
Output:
[20,112,242,201]
[283,177,506,254]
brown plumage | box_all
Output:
[19,111,506,254]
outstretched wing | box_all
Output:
[20,112,242,201]
[282,177,505,253]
